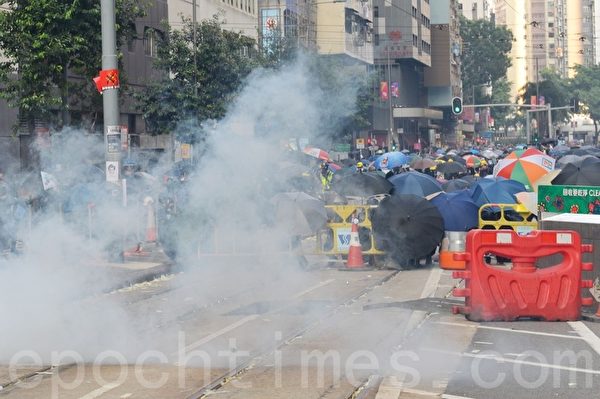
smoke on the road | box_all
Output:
[0,53,368,363]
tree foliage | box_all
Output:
[460,16,513,102]
[137,16,258,135]
[571,64,600,143]
[0,0,145,126]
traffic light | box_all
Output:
[572,97,580,113]
[452,97,463,115]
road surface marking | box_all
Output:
[377,269,445,398]
[420,268,443,298]
[292,279,335,299]
[434,321,584,340]
[178,315,259,354]
[442,395,476,399]
[568,321,600,356]
[402,387,441,396]
[422,347,600,375]
[473,341,494,345]
[432,321,476,328]
[78,383,121,399]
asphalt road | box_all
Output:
[2,259,600,398]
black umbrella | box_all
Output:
[331,172,393,197]
[555,154,596,169]
[552,156,600,186]
[372,194,444,265]
[388,171,442,197]
[566,148,596,156]
[442,178,471,192]
[439,154,466,164]
[436,161,467,176]
[270,192,327,236]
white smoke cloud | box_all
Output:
[0,53,367,364]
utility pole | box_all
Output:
[192,0,198,96]
[387,50,393,150]
[535,57,539,103]
[101,0,121,181]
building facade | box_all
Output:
[172,0,259,42]
[371,0,442,150]
[315,0,374,64]
[458,0,493,21]
[424,0,462,147]
[495,0,527,100]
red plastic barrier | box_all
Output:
[451,229,594,322]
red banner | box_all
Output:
[380,81,389,101]
[93,69,120,93]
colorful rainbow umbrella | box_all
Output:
[493,148,555,191]
[463,155,482,168]
[303,147,330,161]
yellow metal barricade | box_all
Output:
[316,204,385,256]
[478,203,538,235]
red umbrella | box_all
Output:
[303,147,330,161]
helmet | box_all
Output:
[357,162,364,168]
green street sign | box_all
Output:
[538,185,600,214]
[333,143,351,152]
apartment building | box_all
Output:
[495,0,527,100]
[172,0,258,41]
[371,0,441,150]
[424,0,462,147]
[458,0,493,21]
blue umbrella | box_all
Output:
[430,191,479,231]
[470,178,526,206]
[373,152,410,170]
[388,171,443,197]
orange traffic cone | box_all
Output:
[344,219,367,270]
[144,196,157,242]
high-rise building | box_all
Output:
[525,0,557,84]
[315,0,374,64]
[424,0,462,146]
[173,0,258,41]
[495,0,527,99]
[371,0,443,150]
[458,0,493,21]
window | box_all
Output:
[412,34,418,47]
[144,27,159,57]
[412,6,417,18]
[374,33,380,45]
[373,6,378,18]
[126,23,137,53]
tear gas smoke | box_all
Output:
[0,54,367,364]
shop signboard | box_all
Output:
[538,185,600,214]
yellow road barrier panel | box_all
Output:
[316,204,385,256]
[478,203,538,235]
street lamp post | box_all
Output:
[387,49,393,151]
[192,0,197,96]
[100,0,121,181]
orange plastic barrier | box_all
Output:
[451,229,594,321]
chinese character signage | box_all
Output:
[538,185,600,214]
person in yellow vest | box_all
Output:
[320,161,334,192]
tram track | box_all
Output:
[185,270,400,399]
